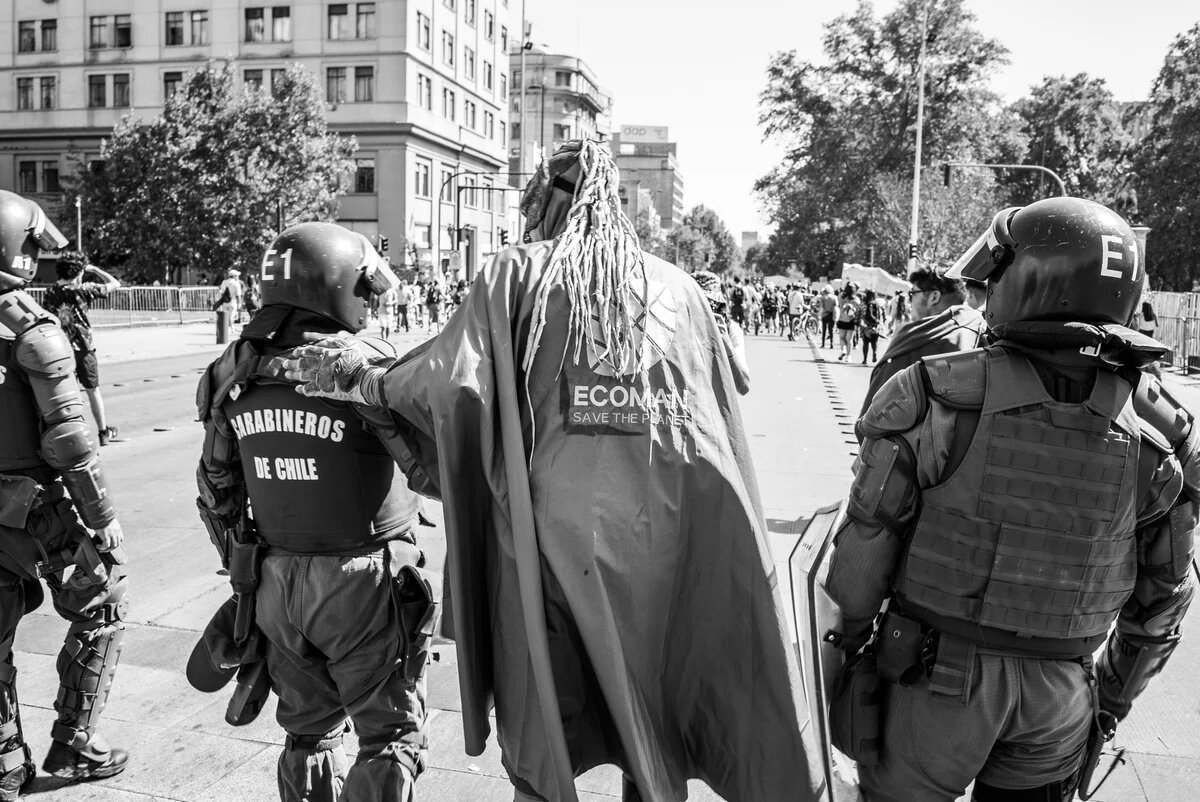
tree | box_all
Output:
[756,0,1020,276]
[1134,24,1200,290]
[68,60,356,283]
[1005,74,1127,203]
[666,205,742,273]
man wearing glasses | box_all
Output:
[859,268,985,415]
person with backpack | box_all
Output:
[858,289,885,364]
[835,284,861,361]
[729,277,746,326]
[425,279,443,334]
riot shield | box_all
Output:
[788,499,856,800]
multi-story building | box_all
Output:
[0,0,521,280]
[506,46,610,181]
[610,124,683,229]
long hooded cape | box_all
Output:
[382,243,822,801]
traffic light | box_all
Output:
[943,164,952,187]
[908,243,918,260]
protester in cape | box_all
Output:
[0,189,130,796]
[692,269,750,394]
[191,223,436,802]
[859,267,985,415]
[42,251,121,445]
[273,140,822,802]
[826,197,1196,801]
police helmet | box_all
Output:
[257,222,398,333]
[947,197,1142,328]
[0,189,68,291]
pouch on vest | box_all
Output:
[875,609,934,685]
[829,651,886,765]
[0,475,42,529]
[396,565,441,684]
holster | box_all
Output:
[0,475,43,529]
[829,650,886,766]
[228,518,265,645]
[876,608,936,685]
[395,564,441,684]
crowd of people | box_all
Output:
[0,138,1193,802]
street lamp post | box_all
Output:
[437,170,534,280]
[907,0,930,274]
[75,195,82,250]
[945,162,1067,197]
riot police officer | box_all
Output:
[194,222,437,802]
[0,189,129,797]
[827,197,1196,800]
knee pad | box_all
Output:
[52,625,125,746]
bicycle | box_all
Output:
[789,311,818,341]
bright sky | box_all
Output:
[522,0,1200,240]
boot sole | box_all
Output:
[43,761,127,783]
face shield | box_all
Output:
[355,233,400,296]
[945,206,1021,281]
[27,201,68,251]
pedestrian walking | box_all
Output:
[424,280,442,334]
[818,284,836,347]
[693,269,750,394]
[826,197,1195,801]
[216,269,244,325]
[0,190,130,794]
[193,223,435,802]
[42,251,121,445]
[396,279,411,332]
[835,284,860,361]
[377,285,396,339]
[858,289,884,364]
[275,140,823,802]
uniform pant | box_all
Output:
[0,483,128,773]
[858,650,1092,801]
[256,540,426,802]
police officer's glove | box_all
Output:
[273,336,388,407]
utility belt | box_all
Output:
[255,518,419,557]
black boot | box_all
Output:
[42,735,128,783]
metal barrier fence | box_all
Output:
[25,286,224,328]
[1145,291,1200,370]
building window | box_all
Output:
[326,67,347,103]
[500,120,506,144]
[500,72,507,100]
[464,0,476,26]
[40,76,55,109]
[500,25,507,53]
[462,175,476,207]
[113,73,130,107]
[356,3,375,38]
[165,12,184,45]
[483,61,493,92]
[440,169,454,202]
[464,100,476,129]
[484,10,494,41]
[483,110,494,139]
[42,161,60,193]
[442,31,454,66]
[164,71,182,101]
[444,0,456,11]
[18,21,36,53]
[483,179,494,211]
[328,4,348,39]
[272,7,292,41]
[41,20,57,52]
[416,12,430,50]
[90,16,109,49]
[271,68,287,95]
[555,71,571,88]
[114,14,131,47]
[554,123,571,140]
[245,8,265,41]
[414,160,431,197]
[191,11,209,45]
[245,69,264,90]
[442,88,455,120]
[88,75,107,108]
[18,162,37,194]
[416,73,432,109]
[354,66,374,102]
[464,48,475,81]
[17,78,33,111]
[414,223,431,248]
[354,157,375,193]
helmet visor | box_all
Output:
[946,207,1021,281]
[28,203,67,251]
[356,233,400,295]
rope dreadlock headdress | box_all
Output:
[521,140,647,378]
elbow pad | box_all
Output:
[41,419,115,529]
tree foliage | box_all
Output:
[664,205,742,273]
[1134,24,1200,290]
[68,60,356,283]
[756,0,1018,276]
[1006,74,1127,203]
